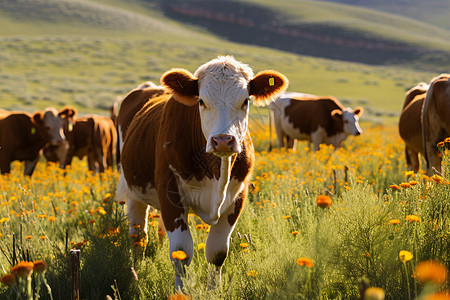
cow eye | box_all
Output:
[197,98,206,108]
[242,98,249,108]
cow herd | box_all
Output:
[0,106,116,176]
[399,74,450,175]
[0,56,448,291]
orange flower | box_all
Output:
[172,250,187,261]
[1,274,15,286]
[33,261,47,274]
[282,215,291,219]
[10,261,34,278]
[399,250,413,263]
[425,291,450,300]
[316,195,332,208]
[400,182,411,188]
[26,236,32,240]
[240,242,249,248]
[48,216,56,222]
[364,287,385,300]
[406,215,421,223]
[431,175,446,184]
[296,257,313,267]
[389,184,401,191]
[389,219,401,225]
[414,260,448,285]
[292,231,300,235]
[168,293,192,300]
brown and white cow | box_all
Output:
[0,107,74,176]
[44,114,117,173]
[398,82,428,172]
[269,92,363,151]
[116,83,169,169]
[422,74,450,175]
[116,56,288,290]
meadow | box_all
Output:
[0,120,449,299]
[1,1,449,299]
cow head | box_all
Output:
[161,56,288,157]
[33,107,70,146]
[331,107,364,136]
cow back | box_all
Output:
[285,97,344,136]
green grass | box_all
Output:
[0,126,449,299]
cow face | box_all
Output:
[33,107,67,145]
[162,56,288,157]
[332,107,363,136]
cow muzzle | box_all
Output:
[208,134,240,157]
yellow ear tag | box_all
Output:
[269,77,275,86]
[68,123,73,132]
[31,127,36,135]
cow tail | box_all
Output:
[421,78,435,170]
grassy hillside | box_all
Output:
[315,0,450,30]
[0,0,440,124]
[160,0,450,68]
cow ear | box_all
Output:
[249,71,289,106]
[161,68,199,106]
[353,107,363,116]
[33,111,44,124]
[58,106,77,121]
[331,109,342,120]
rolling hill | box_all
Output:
[0,0,444,123]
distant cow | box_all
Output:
[398,83,429,172]
[269,92,363,151]
[44,114,117,173]
[0,107,75,176]
[116,56,288,290]
[116,84,169,168]
[422,74,450,174]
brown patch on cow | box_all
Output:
[211,251,227,267]
[117,87,169,140]
[402,84,428,109]
[422,74,450,173]
[285,96,345,137]
[399,95,425,153]
[249,71,289,106]
[227,189,247,227]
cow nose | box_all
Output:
[354,131,361,136]
[211,134,238,155]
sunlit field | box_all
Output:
[0,121,449,299]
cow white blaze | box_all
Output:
[340,107,363,136]
[195,57,253,156]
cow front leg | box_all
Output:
[127,197,150,259]
[24,155,40,176]
[166,216,193,292]
[159,176,193,292]
[205,194,245,289]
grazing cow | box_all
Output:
[0,107,74,176]
[269,92,363,151]
[422,74,450,174]
[116,83,169,168]
[398,83,428,172]
[44,114,117,173]
[117,56,288,290]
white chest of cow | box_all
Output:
[171,164,245,225]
